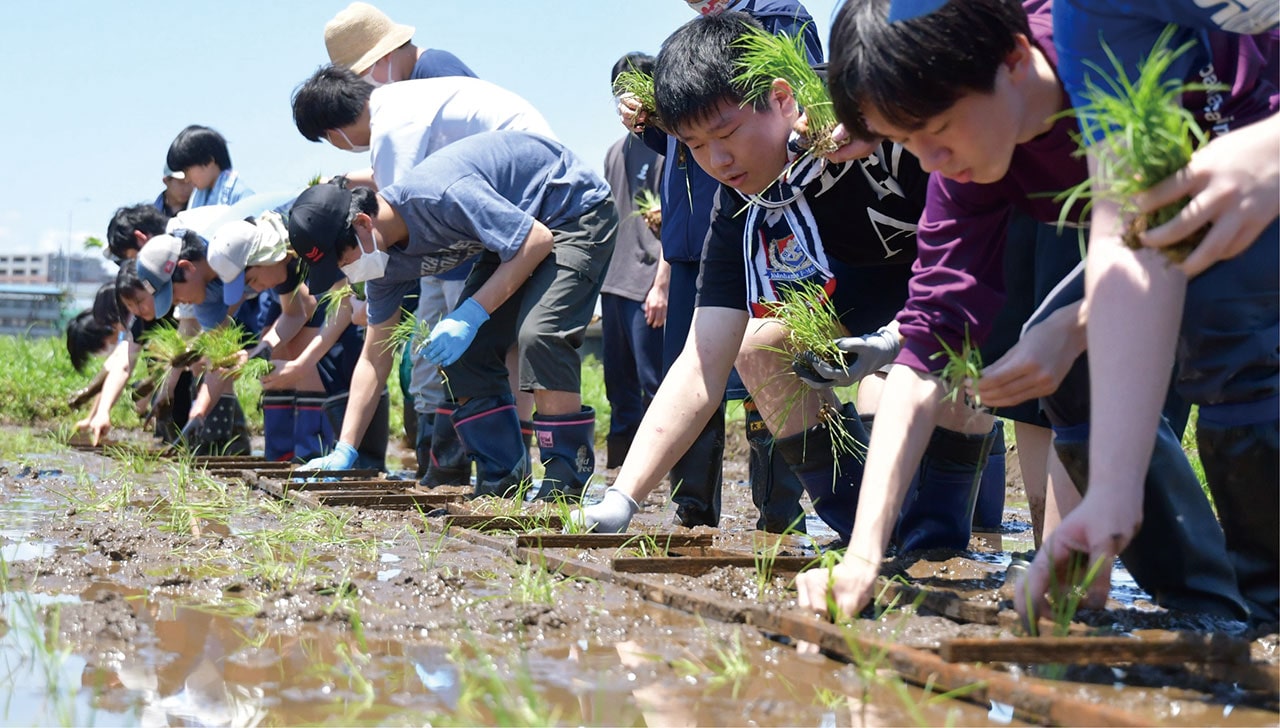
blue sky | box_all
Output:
[0,0,842,259]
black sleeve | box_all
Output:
[695,186,750,311]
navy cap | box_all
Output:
[888,0,949,22]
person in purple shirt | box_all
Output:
[795,0,1252,623]
[1016,0,1279,625]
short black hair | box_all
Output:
[611,51,655,89]
[106,204,167,260]
[292,65,374,142]
[166,125,233,172]
[114,259,147,314]
[828,0,1031,139]
[653,11,768,135]
[171,230,207,284]
[67,309,116,373]
[91,282,123,329]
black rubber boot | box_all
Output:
[605,427,636,469]
[422,401,471,487]
[532,407,597,501]
[895,425,994,553]
[452,394,530,499]
[745,401,806,534]
[1197,418,1280,624]
[415,411,434,480]
[773,403,867,543]
[199,394,252,456]
[321,390,389,472]
[1053,421,1250,621]
[667,405,725,527]
[971,420,1007,531]
[262,389,296,462]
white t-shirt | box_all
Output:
[368,77,557,189]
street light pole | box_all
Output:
[64,197,91,289]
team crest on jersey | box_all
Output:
[764,233,819,282]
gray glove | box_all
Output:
[567,488,639,533]
[795,326,900,389]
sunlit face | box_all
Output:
[121,290,156,321]
[172,261,207,305]
[182,161,221,191]
[245,260,289,291]
[675,96,793,196]
[861,73,1022,185]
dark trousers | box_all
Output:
[601,292,664,437]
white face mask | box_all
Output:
[340,227,389,283]
[361,60,397,88]
[333,127,370,153]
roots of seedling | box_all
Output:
[1121,208,1207,264]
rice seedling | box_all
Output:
[509,558,561,605]
[617,533,671,559]
[813,685,847,710]
[318,281,365,326]
[760,279,847,376]
[1021,548,1108,678]
[929,326,985,410]
[383,308,433,356]
[445,641,562,727]
[191,323,262,379]
[1055,26,1218,262]
[671,627,753,699]
[613,65,659,129]
[633,188,662,237]
[733,24,837,154]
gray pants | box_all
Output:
[410,275,467,415]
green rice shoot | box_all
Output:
[319,282,363,326]
[613,66,659,129]
[633,188,662,236]
[760,279,846,367]
[192,324,254,376]
[733,24,837,153]
[930,327,984,410]
[383,309,432,356]
[1055,25,1217,262]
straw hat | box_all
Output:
[324,2,415,74]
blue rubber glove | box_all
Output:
[298,441,358,471]
[423,297,489,367]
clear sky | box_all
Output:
[0,0,843,260]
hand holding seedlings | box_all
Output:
[1133,112,1280,277]
[795,551,879,622]
[977,297,1085,408]
[794,325,900,389]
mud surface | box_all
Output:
[1,427,1277,725]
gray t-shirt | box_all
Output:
[366,130,612,324]
[600,135,663,302]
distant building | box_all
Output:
[0,284,66,337]
[0,253,110,285]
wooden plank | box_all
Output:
[441,513,563,531]
[611,556,814,575]
[939,634,1250,666]
[312,491,462,509]
[514,533,715,549]
[283,479,421,491]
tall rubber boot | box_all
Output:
[422,401,471,486]
[199,394,252,456]
[521,420,536,450]
[1197,416,1280,624]
[321,390,390,472]
[532,407,597,501]
[1053,421,1250,620]
[773,403,867,543]
[452,394,529,499]
[261,389,296,462]
[895,425,994,553]
[415,411,434,480]
[668,404,725,527]
[294,392,332,463]
[745,401,806,534]
[605,426,636,469]
[971,420,1007,531]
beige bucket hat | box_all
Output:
[324,2,415,74]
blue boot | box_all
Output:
[532,407,596,501]
[1053,421,1250,621]
[668,406,725,527]
[422,401,471,487]
[452,394,529,499]
[294,392,332,463]
[895,425,994,553]
[746,401,807,534]
[773,403,868,543]
[971,420,1007,531]
[262,389,296,462]
[415,411,434,479]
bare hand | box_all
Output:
[1013,493,1138,630]
[261,359,300,388]
[1136,115,1280,277]
[819,123,881,164]
[350,299,368,327]
[643,284,668,328]
[795,553,880,621]
[86,411,112,446]
[617,93,649,134]
[976,307,1083,408]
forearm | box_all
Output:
[294,311,354,370]
[258,310,307,353]
[190,370,233,418]
[845,365,946,565]
[470,224,554,314]
[95,342,138,420]
[339,321,395,446]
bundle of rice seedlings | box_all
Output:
[613,66,659,130]
[733,24,837,155]
[138,321,193,391]
[319,282,365,326]
[192,324,267,380]
[1057,26,1217,262]
[383,309,432,356]
[633,189,662,237]
[930,327,984,410]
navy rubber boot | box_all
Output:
[971,420,1007,531]
[198,394,252,456]
[294,392,332,463]
[321,390,389,472]
[452,395,530,499]
[668,406,725,527]
[895,425,994,553]
[745,401,807,534]
[422,402,471,487]
[261,389,296,462]
[415,411,434,480]
[1053,421,1250,621]
[1196,418,1279,624]
[532,407,597,501]
[773,403,868,543]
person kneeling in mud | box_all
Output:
[572,11,1003,546]
[288,130,617,501]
